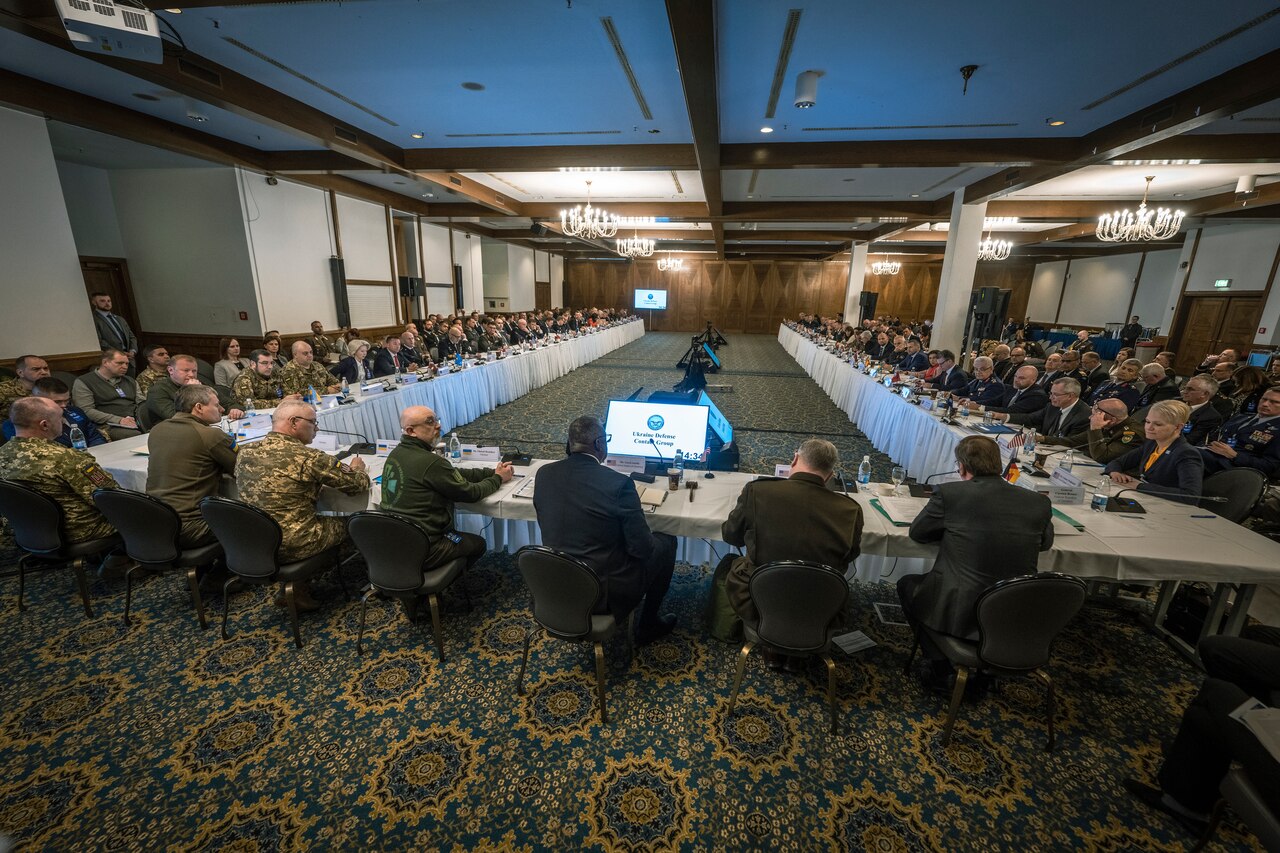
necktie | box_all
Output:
[107,313,126,347]
[1009,389,1022,406]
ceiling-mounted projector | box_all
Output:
[54,0,163,64]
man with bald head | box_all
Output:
[0,396,119,544]
[1036,352,1064,388]
[977,364,1047,416]
[381,405,513,571]
[0,355,51,421]
[1044,397,1143,464]
[281,341,341,398]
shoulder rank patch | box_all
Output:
[451,469,465,483]
[81,461,113,488]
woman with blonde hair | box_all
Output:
[1103,399,1203,504]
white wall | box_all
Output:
[109,167,260,336]
[508,244,535,310]
[334,194,392,282]
[452,230,483,312]
[1026,260,1066,321]
[1185,222,1280,293]
[550,254,564,307]
[56,161,126,258]
[535,250,550,282]
[1057,254,1141,327]
[241,171,336,334]
[481,238,508,300]
[420,222,453,285]
[0,107,101,359]
[1129,249,1180,334]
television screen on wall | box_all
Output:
[634,289,668,310]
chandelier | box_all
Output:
[657,253,684,272]
[561,181,619,239]
[870,260,900,275]
[617,232,655,258]
[1096,176,1185,242]
[977,232,1012,261]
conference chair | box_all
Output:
[0,479,121,617]
[514,546,629,725]
[194,358,216,387]
[346,510,468,662]
[1193,764,1280,853]
[91,489,223,628]
[727,561,848,734]
[1200,468,1269,524]
[905,573,1087,750]
[199,496,340,649]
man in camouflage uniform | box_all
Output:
[0,355,51,421]
[232,349,297,409]
[279,341,340,399]
[0,397,118,542]
[307,321,341,364]
[145,354,245,427]
[235,400,369,608]
[134,344,171,401]
[1043,398,1142,464]
[381,405,512,570]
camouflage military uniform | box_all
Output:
[135,366,165,401]
[278,360,337,398]
[0,437,118,542]
[0,378,29,421]
[309,333,340,363]
[234,431,369,562]
[231,369,284,410]
[1058,414,1144,464]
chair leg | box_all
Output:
[219,576,239,640]
[903,635,920,675]
[284,582,303,649]
[1191,798,1227,853]
[822,654,839,735]
[186,567,207,630]
[123,563,147,626]
[940,667,969,746]
[17,555,29,612]
[516,626,531,696]
[626,611,636,664]
[71,557,93,618]
[427,593,445,663]
[356,586,376,656]
[459,579,473,613]
[1036,670,1057,752]
[593,640,609,725]
[333,550,350,600]
[727,641,756,716]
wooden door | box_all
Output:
[80,257,140,333]
[534,281,550,310]
[1174,297,1226,376]
[1218,297,1263,358]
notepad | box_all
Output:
[511,477,536,499]
[635,481,668,511]
[870,496,926,526]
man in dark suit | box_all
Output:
[980,365,1047,416]
[722,439,863,626]
[90,292,138,369]
[1079,352,1110,393]
[373,335,415,377]
[895,339,929,373]
[1035,352,1064,388]
[927,350,970,395]
[1133,363,1179,410]
[897,435,1054,690]
[1178,375,1225,446]
[533,416,677,645]
[997,377,1090,440]
[1119,315,1144,352]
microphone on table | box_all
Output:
[649,437,669,469]
[924,470,959,484]
[318,426,376,456]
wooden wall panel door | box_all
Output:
[699,263,721,330]
[534,281,550,310]
[80,257,140,334]
[672,264,697,331]
[819,262,847,318]
[1174,297,1227,376]
[1218,297,1263,357]
[742,263,769,333]
[714,262,741,331]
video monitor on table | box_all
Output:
[605,400,709,462]
[1248,351,1272,368]
[697,390,732,444]
[634,289,668,310]
[700,342,721,368]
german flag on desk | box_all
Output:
[1003,458,1020,484]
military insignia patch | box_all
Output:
[81,462,113,488]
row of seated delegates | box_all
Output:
[1102,399,1204,504]
[2,378,107,447]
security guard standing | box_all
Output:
[380,405,514,570]
[1200,386,1280,480]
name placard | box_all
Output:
[604,455,646,476]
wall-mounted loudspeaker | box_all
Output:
[531,223,549,237]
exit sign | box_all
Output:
[1214,278,1232,289]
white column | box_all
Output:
[842,243,869,322]
[932,194,987,354]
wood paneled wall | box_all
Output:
[567,258,1036,332]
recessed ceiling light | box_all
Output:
[164,8,182,13]
[461,82,485,91]
[1046,118,1066,127]
[910,193,920,198]
[1173,192,1185,197]
[410,132,424,139]
[760,126,773,134]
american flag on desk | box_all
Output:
[1007,430,1026,451]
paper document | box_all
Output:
[872,496,927,526]
[832,630,877,654]
[1231,701,1280,762]
[511,477,536,499]
[873,602,909,626]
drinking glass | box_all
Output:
[891,466,906,495]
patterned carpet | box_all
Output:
[0,332,1261,851]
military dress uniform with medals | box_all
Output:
[962,375,1005,407]
[1200,415,1280,480]
[0,437,119,542]
[1090,380,1141,412]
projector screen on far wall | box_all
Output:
[635,289,668,310]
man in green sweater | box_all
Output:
[380,405,513,570]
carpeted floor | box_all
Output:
[0,332,1260,851]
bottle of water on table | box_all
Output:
[69,425,87,451]
[449,431,462,461]
[857,455,872,492]
[1061,449,1074,474]
[1091,477,1110,512]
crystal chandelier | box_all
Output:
[1096,176,1185,242]
[870,260,900,275]
[617,232,655,258]
[561,181,619,239]
[657,253,684,272]
[977,232,1012,261]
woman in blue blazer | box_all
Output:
[331,339,373,385]
[1103,399,1203,504]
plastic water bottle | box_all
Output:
[857,455,872,492]
[674,448,684,482]
[448,431,462,461]
[394,363,402,384]
[1024,428,1036,456]
[1061,449,1075,474]
[340,377,349,398]
[1091,477,1111,512]
[244,397,254,414]
[455,350,463,367]
[69,425,87,451]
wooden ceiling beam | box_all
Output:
[522,201,709,219]
[965,49,1280,204]
[287,173,432,216]
[1118,133,1280,164]
[415,172,524,216]
[665,0,722,256]
[403,144,698,172]
[0,2,408,172]
[720,200,934,220]
[721,138,1077,170]
[1187,179,1280,217]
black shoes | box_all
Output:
[635,613,677,646]
[1122,778,1209,836]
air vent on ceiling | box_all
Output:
[746,170,760,194]
[600,17,653,121]
[444,130,622,138]
[670,171,684,194]
[177,57,222,88]
[1081,8,1280,111]
[765,9,803,119]
[222,36,398,127]
[1137,104,1176,128]
[448,176,463,186]
[1241,116,1280,122]
[919,168,971,194]
[804,122,1017,131]
[334,126,359,144]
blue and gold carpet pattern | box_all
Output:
[0,333,1260,850]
